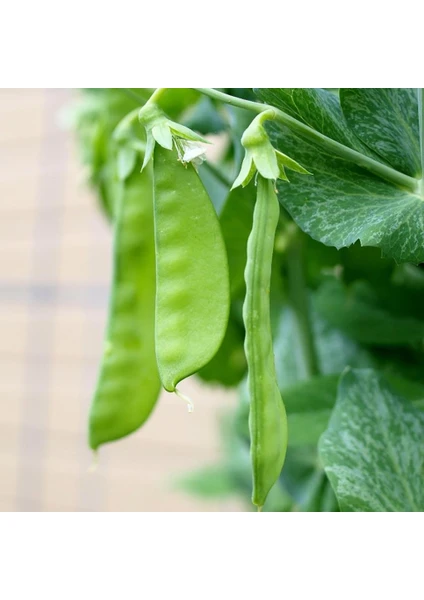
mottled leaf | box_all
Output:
[319,369,424,512]
[267,122,424,264]
[340,88,421,177]
[255,88,375,155]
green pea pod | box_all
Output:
[153,144,230,393]
[244,176,288,509]
[89,163,161,450]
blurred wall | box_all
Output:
[0,89,242,512]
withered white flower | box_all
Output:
[139,100,209,170]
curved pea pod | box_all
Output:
[89,163,161,450]
[243,176,288,509]
[153,144,230,393]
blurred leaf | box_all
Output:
[197,314,246,387]
[319,369,424,511]
[177,466,239,498]
[219,184,256,299]
[315,278,424,346]
[198,161,230,215]
[182,96,227,134]
[116,147,137,181]
[392,263,424,290]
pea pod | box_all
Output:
[89,163,161,450]
[243,176,288,509]
[153,144,230,393]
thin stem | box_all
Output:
[286,229,319,379]
[121,88,147,105]
[113,107,139,140]
[148,87,167,105]
[194,88,267,114]
[194,88,419,193]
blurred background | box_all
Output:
[0,88,243,512]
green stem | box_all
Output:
[121,88,147,105]
[286,228,319,379]
[113,107,139,141]
[194,88,419,193]
[148,87,167,104]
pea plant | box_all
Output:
[71,88,424,512]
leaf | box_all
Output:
[176,465,238,498]
[197,162,229,215]
[340,88,421,177]
[315,278,424,346]
[219,184,256,299]
[253,89,424,264]
[197,313,246,387]
[116,147,137,181]
[254,88,374,154]
[278,445,339,511]
[283,371,424,447]
[182,96,227,135]
[266,119,424,264]
[319,369,424,512]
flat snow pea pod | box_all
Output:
[153,144,230,394]
[89,163,161,450]
[243,176,288,509]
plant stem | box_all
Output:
[286,228,319,379]
[194,88,419,193]
[113,107,139,140]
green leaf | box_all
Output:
[267,120,424,263]
[273,306,312,387]
[219,184,256,299]
[182,96,227,135]
[340,88,421,177]
[197,162,229,215]
[255,88,374,155]
[392,263,424,290]
[116,147,137,181]
[315,278,424,346]
[319,369,424,512]
[197,314,246,387]
[278,445,339,511]
[176,465,238,498]
[283,375,338,446]
[283,371,424,447]
[253,89,424,264]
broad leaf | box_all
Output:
[315,278,424,346]
[340,88,421,177]
[268,121,424,263]
[254,88,424,264]
[283,371,424,447]
[319,369,424,512]
[255,88,374,155]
